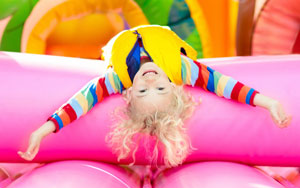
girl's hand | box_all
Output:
[268,100,292,128]
[253,93,291,128]
[18,132,42,161]
[18,121,56,161]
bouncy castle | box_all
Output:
[0,0,300,187]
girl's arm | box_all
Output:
[18,69,123,160]
[48,68,122,133]
[181,54,291,127]
[181,54,258,106]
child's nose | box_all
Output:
[143,73,158,82]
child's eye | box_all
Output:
[139,89,146,93]
[157,87,165,91]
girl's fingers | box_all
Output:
[17,151,24,158]
[271,115,280,126]
[32,146,40,158]
[280,116,292,128]
[18,151,29,160]
[278,105,287,122]
[26,142,36,155]
[18,145,37,161]
[26,148,36,161]
[277,104,291,127]
[270,108,281,125]
[18,134,41,161]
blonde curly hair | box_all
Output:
[106,86,196,167]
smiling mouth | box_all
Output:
[142,70,157,76]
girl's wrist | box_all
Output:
[34,121,56,139]
[266,100,279,110]
[261,98,277,110]
[253,93,278,110]
[32,130,43,140]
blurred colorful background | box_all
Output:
[1,0,298,59]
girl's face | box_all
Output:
[126,62,174,114]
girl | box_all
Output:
[18,25,291,167]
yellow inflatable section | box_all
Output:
[22,0,149,59]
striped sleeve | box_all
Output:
[181,54,259,106]
[48,68,123,133]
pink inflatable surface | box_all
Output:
[7,160,139,188]
[154,162,284,188]
[4,161,287,188]
[0,52,299,166]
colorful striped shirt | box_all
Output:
[48,54,258,133]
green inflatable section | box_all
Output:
[135,0,203,58]
[0,0,39,52]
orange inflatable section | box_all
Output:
[22,0,149,59]
[197,0,238,57]
[46,13,124,59]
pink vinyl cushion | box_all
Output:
[154,162,284,188]
[0,52,299,166]
[7,160,139,188]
